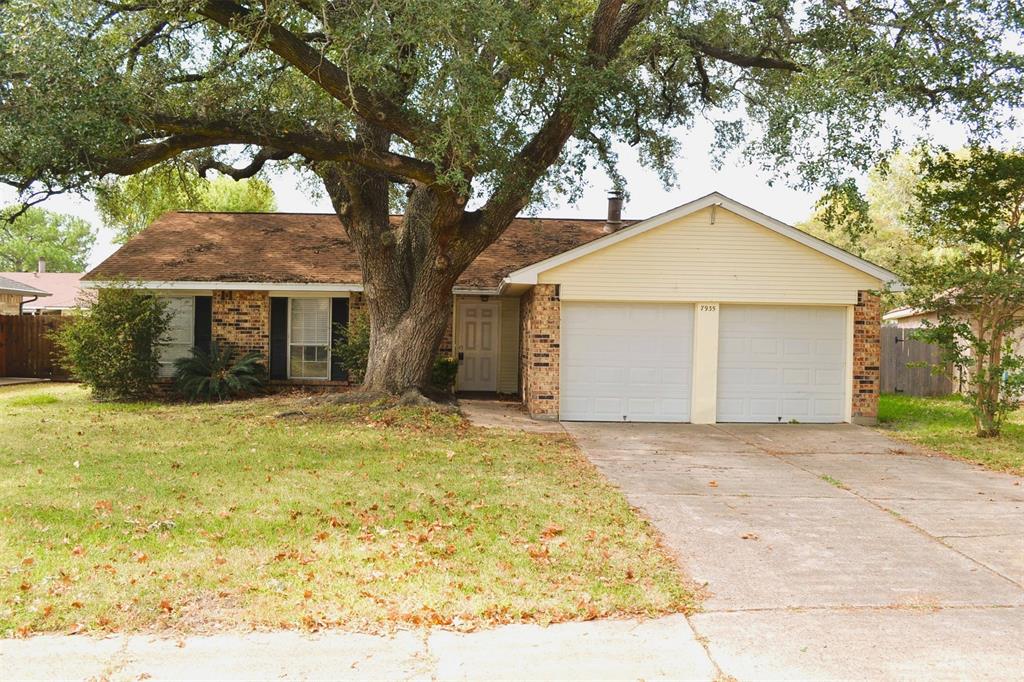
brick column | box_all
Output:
[212,291,270,360]
[519,284,560,419]
[852,290,881,424]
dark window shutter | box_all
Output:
[331,297,350,381]
[193,296,212,354]
[270,297,288,380]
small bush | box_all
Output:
[431,356,459,392]
[332,311,370,384]
[52,285,170,401]
[173,343,267,402]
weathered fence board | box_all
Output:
[0,315,71,379]
[881,326,954,397]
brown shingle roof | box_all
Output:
[85,212,626,289]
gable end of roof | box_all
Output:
[504,192,902,290]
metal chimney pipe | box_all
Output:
[604,189,624,233]
[37,258,46,274]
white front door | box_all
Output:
[560,302,695,422]
[717,305,847,423]
[457,302,499,391]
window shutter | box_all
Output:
[193,296,212,354]
[269,297,288,380]
[330,297,350,381]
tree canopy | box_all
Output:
[3,1,1020,204]
[95,167,277,243]
[1,0,1021,393]
[0,206,95,272]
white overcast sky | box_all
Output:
[0,115,1007,269]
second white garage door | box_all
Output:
[561,302,694,422]
[717,305,847,423]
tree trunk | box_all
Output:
[973,326,1003,438]
[317,139,473,398]
[360,285,453,395]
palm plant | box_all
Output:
[173,342,267,402]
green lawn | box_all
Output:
[0,384,695,637]
[878,394,1024,475]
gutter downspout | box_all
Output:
[19,296,38,315]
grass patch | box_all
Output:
[0,384,695,637]
[819,474,846,489]
[878,394,1024,475]
[6,392,59,407]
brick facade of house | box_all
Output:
[852,290,882,423]
[519,284,560,418]
[212,290,270,358]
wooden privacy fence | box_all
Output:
[0,315,71,379]
[880,326,954,397]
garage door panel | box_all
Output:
[561,302,693,422]
[718,305,846,423]
[817,368,843,386]
[782,367,811,385]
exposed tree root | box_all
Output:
[275,386,459,418]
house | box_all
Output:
[0,261,86,315]
[83,192,899,424]
[0,275,49,315]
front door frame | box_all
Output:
[455,297,501,392]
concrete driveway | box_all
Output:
[566,422,1024,680]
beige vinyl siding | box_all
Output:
[498,297,520,393]
[538,206,882,304]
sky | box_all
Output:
[0,116,1001,270]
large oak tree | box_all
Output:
[1,0,1021,396]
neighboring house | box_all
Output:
[0,275,50,315]
[83,192,899,424]
[883,306,937,329]
[0,261,85,315]
[884,306,1024,373]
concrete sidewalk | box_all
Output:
[1,616,717,681]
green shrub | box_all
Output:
[52,285,169,401]
[332,311,370,384]
[173,342,266,402]
[431,356,459,392]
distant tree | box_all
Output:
[799,152,925,276]
[0,206,95,272]
[902,147,1024,438]
[95,166,277,243]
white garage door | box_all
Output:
[561,303,693,422]
[717,305,847,423]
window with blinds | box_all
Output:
[159,296,194,377]
[289,298,331,379]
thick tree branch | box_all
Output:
[469,0,654,239]
[136,115,437,182]
[195,148,294,179]
[198,0,433,145]
[686,36,802,72]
